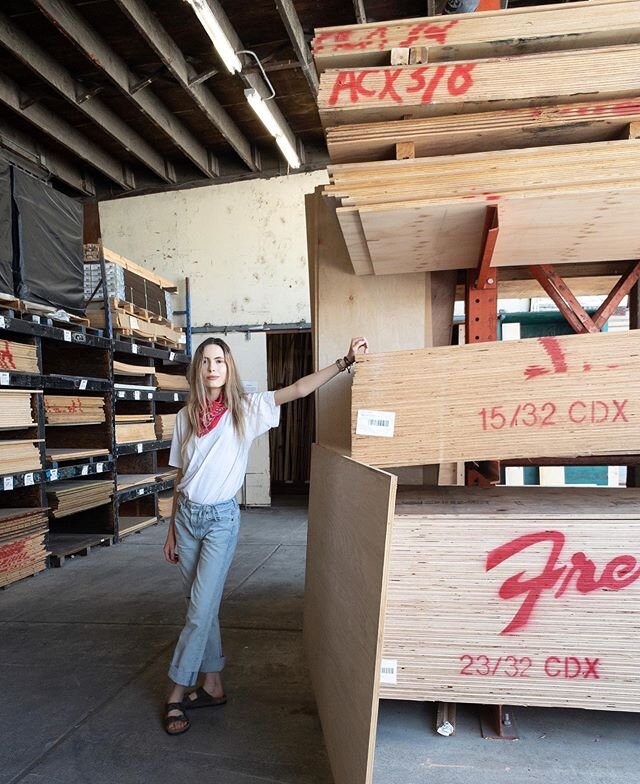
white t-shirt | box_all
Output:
[168,392,280,505]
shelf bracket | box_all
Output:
[475,205,499,290]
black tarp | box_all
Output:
[0,159,12,296]
[13,168,84,313]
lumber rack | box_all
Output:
[437,206,640,740]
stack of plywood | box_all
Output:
[0,391,36,429]
[155,413,176,441]
[113,360,153,377]
[0,508,49,588]
[349,329,640,467]
[46,479,114,518]
[0,339,39,374]
[0,440,42,474]
[381,485,640,709]
[44,396,106,425]
[115,414,156,444]
[154,371,189,391]
[313,0,640,278]
[325,139,640,275]
[86,296,183,348]
[46,447,110,463]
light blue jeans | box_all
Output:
[168,495,240,687]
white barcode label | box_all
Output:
[0,372,9,385]
[137,488,145,496]
[130,317,139,329]
[173,393,179,401]
[24,472,34,486]
[137,443,143,453]
[132,343,138,354]
[32,315,41,324]
[118,391,125,398]
[81,465,89,476]
[134,390,140,400]
[380,659,398,685]
[0,316,5,329]
[169,351,175,361]
[96,462,104,473]
[63,330,72,342]
[49,469,59,481]
[147,392,152,400]
[356,409,396,438]
[3,476,13,491]
[79,379,88,390]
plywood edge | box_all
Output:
[103,247,177,291]
[305,444,397,784]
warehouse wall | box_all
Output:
[99,171,329,327]
[100,171,328,505]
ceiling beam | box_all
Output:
[0,71,134,189]
[113,0,259,171]
[273,0,319,95]
[31,0,219,177]
[353,0,367,24]
[191,0,302,164]
[0,114,95,195]
[0,11,175,183]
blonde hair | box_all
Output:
[181,338,246,463]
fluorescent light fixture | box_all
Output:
[244,88,301,169]
[187,0,242,74]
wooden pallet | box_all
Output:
[47,533,112,567]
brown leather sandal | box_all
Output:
[182,686,227,709]
[164,702,191,735]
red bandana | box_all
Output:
[197,397,228,437]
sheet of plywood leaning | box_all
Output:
[305,445,397,784]
[350,329,640,467]
[313,0,640,71]
[381,486,640,711]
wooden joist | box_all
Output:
[326,97,640,163]
[349,330,640,467]
[317,45,640,127]
[313,0,640,72]
[102,248,177,292]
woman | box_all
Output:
[163,335,368,734]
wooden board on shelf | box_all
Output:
[102,248,177,291]
[0,391,37,429]
[0,508,49,588]
[118,516,159,538]
[113,360,153,376]
[0,339,39,374]
[46,479,114,518]
[318,45,640,127]
[155,414,176,441]
[44,395,106,425]
[117,474,157,490]
[381,485,640,711]
[154,371,189,391]
[0,440,42,474]
[350,330,640,467]
[313,0,640,72]
[115,422,157,444]
[46,447,110,462]
[305,445,397,784]
[326,97,640,163]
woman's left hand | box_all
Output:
[346,336,369,362]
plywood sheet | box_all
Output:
[313,0,640,71]
[350,330,640,467]
[305,445,397,784]
[380,486,640,710]
[318,45,640,127]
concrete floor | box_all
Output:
[1,499,638,784]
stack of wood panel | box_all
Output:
[154,371,189,391]
[381,485,640,710]
[0,391,36,429]
[349,329,640,467]
[325,140,640,275]
[312,0,640,277]
[113,360,152,377]
[155,413,176,441]
[0,339,39,373]
[0,440,42,474]
[44,395,106,425]
[46,479,114,518]
[115,414,156,444]
[0,508,49,588]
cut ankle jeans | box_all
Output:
[168,495,240,687]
